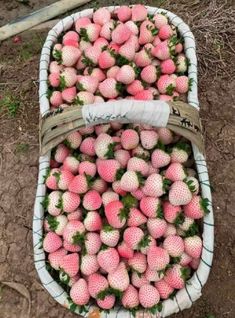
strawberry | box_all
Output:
[105,200,126,228]
[165,162,187,181]
[117,6,132,22]
[70,278,90,305]
[83,46,101,66]
[184,235,202,259]
[184,196,210,219]
[63,31,79,45]
[161,58,176,74]
[48,73,60,87]
[97,159,121,182]
[176,54,188,73]
[68,174,89,194]
[175,75,189,94]
[147,246,170,271]
[66,131,82,149]
[163,235,184,257]
[108,262,130,291]
[79,126,94,135]
[79,39,92,52]
[88,273,109,298]
[121,129,139,150]
[180,252,192,266]
[185,176,199,195]
[122,285,139,309]
[99,78,121,98]
[49,60,63,73]
[153,36,161,47]
[143,173,169,197]
[46,191,62,216]
[157,127,173,145]
[190,258,200,270]
[139,235,156,255]
[83,190,102,210]
[100,20,115,40]
[140,130,159,150]
[140,65,158,84]
[147,218,167,239]
[127,208,147,227]
[77,75,99,93]
[127,80,145,95]
[134,89,154,100]
[97,295,116,309]
[94,95,105,103]
[63,240,81,253]
[61,46,81,67]
[78,161,96,177]
[131,272,148,289]
[80,137,96,156]
[132,145,150,160]
[61,87,76,103]
[94,133,115,159]
[151,149,171,169]
[50,91,63,107]
[120,171,144,192]
[86,67,106,82]
[102,190,119,207]
[85,232,102,255]
[60,253,79,277]
[170,143,190,163]
[62,220,85,245]
[114,149,131,168]
[140,197,162,218]
[178,217,195,232]
[163,201,184,225]
[54,144,70,163]
[55,170,74,191]
[75,17,91,33]
[131,4,147,22]
[169,181,193,206]
[147,162,159,176]
[159,94,173,101]
[94,123,111,135]
[157,74,176,95]
[116,65,135,84]
[158,24,173,40]
[123,227,144,250]
[94,37,109,51]
[62,191,80,213]
[93,7,111,26]
[60,68,77,87]
[139,284,160,308]
[112,23,131,44]
[107,66,120,78]
[80,24,101,42]
[128,252,147,274]
[80,254,99,276]
[145,267,163,282]
[46,214,68,236]
[100,225,120,247]
[131,188,145,200]
[84,211,102,231]
[152,41,171,61]
[98,49,116,69]
[164,223,177,237]
[127,157,149,176]
[134,49,152,67]
[118,40,136,61]
[154,279,174,300]
[97,247,120,273]
[175,42,183,53]
[153,14,168,29]
[74,91,95,105]
[118,241,134,259]
[43,232,62,253]
[164,264,190,289]
[48,248,67,270]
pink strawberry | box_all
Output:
[134,49,152,67]
[106,66,120,78]
[88,273,109,298]
[61,87,76,103]
[97,159,121,182]
[158,24,173,40]
[120,171,143,192]
[92,178,108,195]
[97,247,120,273]
[114,149,131,168]
[105,200,126,228]
[127,208,147,227]
[78,161,96,177]
[139,284,160,308]
[54,144,70,163]
[60,68,77,87]
[127,80,145,95]
[121,129,139,150]
[83,190,102,210]
[151,149,171,169]
[165,162,187,181]
[75,17,91,33]
[63,240,81,253]
[140,65,158,84]
[152,41,171,61]
[97,295,116,309]
[63,31,79,44]
[122,284,139,308]
[134,89,154,100]
[98,49,116,69]
[79,126,94,135]
[184,235,202,259]
[155,279,174,299]
[100,225,120,247]
[178,217,195,232]
[175,76,189,93]
[140,197,162,218]
[147,246,170,271]
[157,127,173,144]
[116,65,135,84]
[50,91,63,107]
[80,23,101,42]
[43,232,62,253]
[139,235,156,255]
[145,267,163,282]
[127,157,149,176]
[163,201,184,225]
[62,191,80,213]
[131,272,148,289]
[164,264,190,289]
[70,278,90,305]
[84,211,102,231]
[99,78,120,98]
[100,20,115,40]
[86,67,106,82]
[102,191,119,206]
[131,188,145,200]
[60,253,79,277]
[128,252,147,274]
[169,181,192,206]
[118,41,136,61]
[161,59,176,74]
[170,143,190,163]
[139,20,156,45]
[185,176,199,195]
[94,133,115,159]
[131,4,147,22]
[94,95,105,103]
[117,6,132,22]
[176,53,188,73]
[80,254,99,276]
[140,130,159,150]
[85,232,102,255]
[157,74,176,95]
[108,262,130,291]
[77,75,99,93]
[94,37,109,51]
[48,73,60,87]
[61,46,81,67]
[154,14,168,29]
[180,252,192,266]
[184,196,210,219]
[48,248,67,270]
[79,39,92,52]
[49,60,63,73]
[62,220,85,245]
[46,191,62,216]
[123,227,144,250]
[159,94,173,101]
[175,42,183,53]
[74,91,95,105]
[153,36,161,47]
[57,170,74,191]
[143,173,168,197]
[80,137,96,156]
[190,258,200,270]
[93,7,111,26]
[66,131,82,149]
[95,123,111,135]
[163,235,184,257]
[112,23,131,44]
[83,46,101,65]
[125,20,139,35]
[46,214,67,236]
[147,218,167,239]
[68,174,89,194]
[118,241,134,259]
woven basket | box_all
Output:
[33,6,214,317]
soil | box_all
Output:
[0,1,235,318]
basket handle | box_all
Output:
[39,100,204,155]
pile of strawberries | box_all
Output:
[47,4,191,109]
[42,4,209,315]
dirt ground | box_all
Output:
[0,0,235,318]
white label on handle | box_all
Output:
[82,100,170,127]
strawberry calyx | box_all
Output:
[55,196,63,209]
[184,179,196,193]
[102,224,114,232]
[41,194,49,209]
[136,171,145,187]
[121,194,138,209]
[184,222,199,237]
[169,289,177,300]
[116,54,130,66]
[146,24,158,36]
[174,212,185,226]
[148,302,163,314]
[180,267,191,281]
[53,171,61,183]
[52,49,62,64]
[59,270,70,285]
[115,168,125,181]
[163,178,172,192]
[118,207,129,221]
[72,232,85,246]
[81,55,96,67]
[189,78,194,92]
[97,287,123,300]
[59,75,66,90]
[137,234,151,249]
[200,198,210,215]
[171,256,181,264]
[105,142,118,159]
[156,204,164,219]
[116,82,125,94]
[166,83,175,96]
[85,173,94,187]
[79,28,90,42]
[173,142,191,154]
[100,244,109,251]
[74,96,84,106]
[77,82,85,91]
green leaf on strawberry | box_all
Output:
[52,49,62,64]
[138,234,151,249]
[41,195,49,209]
[116,168,125,181]
[121,194,138,209]
[200,198,210,214]
[47,215,59,231]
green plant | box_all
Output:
[0,94,20,117]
